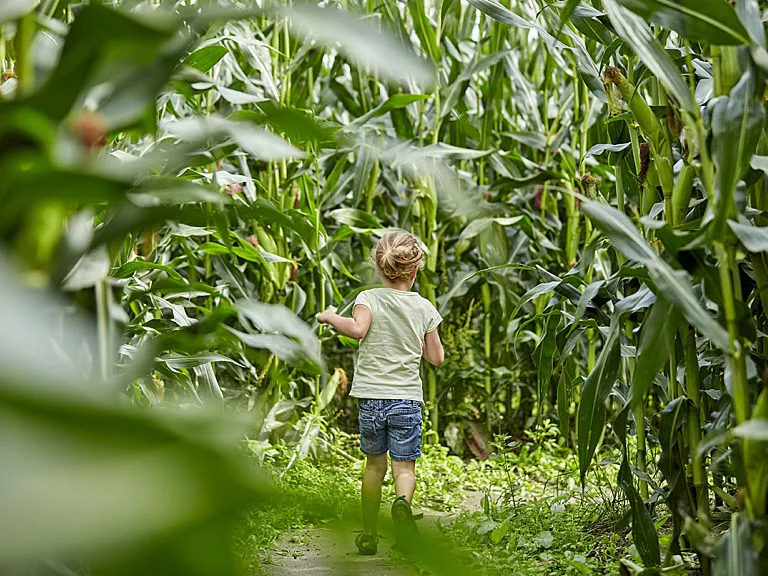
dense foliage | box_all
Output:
[3,0,768,574]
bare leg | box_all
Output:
[362,453,388,536]
[391,460,416,501]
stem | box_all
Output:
[564,181,579,266]
[616,163,625,213]
[715,242,749,424]
[95,279,110,382]
[668,332,678,400]
[14,14,35,95]
[683,326,709,523]
[482,282,492,433]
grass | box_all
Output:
[234,424,653,575]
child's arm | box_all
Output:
[422,329,444,366]
[316,305,372,340]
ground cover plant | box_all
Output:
[2,0,768,575]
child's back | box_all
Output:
[351,287,441,402]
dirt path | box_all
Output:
[262,492,486,576]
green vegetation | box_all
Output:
[239,427,636,575]
[3,0,768,575]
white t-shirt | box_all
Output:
[350,288,442,403]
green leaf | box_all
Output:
[280,3,434,87]
[562,27,608,102]
[583,142,632,160]
[556,363,574,443]
[113,260,184,281]
[581,200,730,351]
[576,286,654,483]
[733,419,768,441]
[348,94,430,129]
[164,116,305,161]
[511,281,561,320]
[440,51,508,120]
[466,0,566,49]
[577,322,621,485]
[233,105,338,147]
[567,281,603,336]
[571,4,613,44]
[556,0,583,35]
[478,221,509,267]
[408,0,441,61]
[657,396,691,552]
[158,352,240,371]
[631,296,678,407]
[0,253,262,570]
[535,312,560,413]
[236,301,319,353]
[467,0,605,101]
[231,246,264,264]
[491,171,563,190]
[328,208,382,230]
[490,518,510,545]
[712,514,758,576]
[29,4,174,121]
[62,247,111,291]
[131,180,228,206]
[616,0,749,45]
[711,71,765,236]
[99,38,191,130]
[317,369,341,411]
[0,169,130,227]
[736,0,766,49]
[614,407,661,566]
[437,264,533,314]
[227,329,321,375]
[729,221,768,253]
[456,217,523,253]
[184,46,228,73]
[602,0,694,112]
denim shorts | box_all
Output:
[358,399,422,461]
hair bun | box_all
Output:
[371,231,425,281]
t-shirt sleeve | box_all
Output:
[425,300,442,333]
[354,291,372,309]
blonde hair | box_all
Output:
[371,231,425,281]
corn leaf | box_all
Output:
[184,46,229,73]
[711,71,765,237]
[712,514,758,576]
[603,0,694,112]
[631,296,679,407]
[581,200,730,351]
[729,221,768,253]
[616,0,749,45]
[577,322,621,484]
[280,3,435,87]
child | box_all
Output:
[316,231,445,555]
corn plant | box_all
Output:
[5,0,768,574]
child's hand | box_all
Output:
[316,308,335,324]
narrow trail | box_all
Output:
[262,491,489,576]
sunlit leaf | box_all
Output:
[164,116,305,160]
[616,0,749,45]
[184,45,229,73]
[603,0,694,112]
[279,3,435,87]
